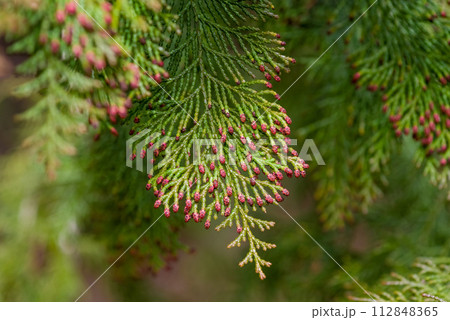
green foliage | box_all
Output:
[127,0,305,279]
[0,0,174,177]
[275,0,450,229]
[0,0,449,298]
[2,0,308,280]
[79,129,187,285]
[0,150,88,301]
[360,258,450,302]
[342,0,450,188]
[226,143,449,301]
[0,128,185,301]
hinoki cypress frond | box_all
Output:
[2,0,306,279]
[2,0,175,176]
[127,0,305,279]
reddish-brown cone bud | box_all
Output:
[65,2,77,15]
[55,10,66,24]
[164,208,170,218]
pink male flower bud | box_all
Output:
[65,2,77,15]
[72,44,82,58]
[265,194,273,204]
[77,13,93,31]
[50,40,60,54]
[192,212,200,223]
[55,10,66,24]
[274,193,283,202]
[256,196,263,207]
[164,208,170,218]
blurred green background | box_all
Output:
[0,1,449,301]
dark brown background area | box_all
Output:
[0,39,28,155]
